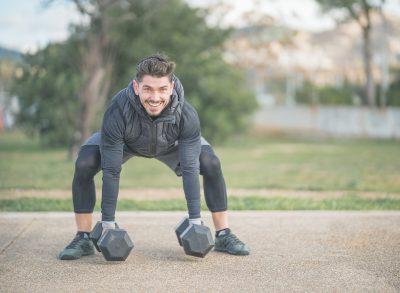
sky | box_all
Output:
[1,0,399,53]
[0,0,83,52]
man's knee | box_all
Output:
[75,146,101,177]
[200,151,222,176]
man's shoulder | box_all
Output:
[179,101,200,137]
[106,87,132,114]
[182,101,199,118]
[110,87,130,107]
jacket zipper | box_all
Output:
[150,121,157,155]
[149,116,174,156]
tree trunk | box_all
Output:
[69,35,112,159]
[378,7,389,109]
[361,5,375,107]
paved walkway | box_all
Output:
[0,211,399,292]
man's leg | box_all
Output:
[211,211,229,231]
[199,145,250,255]
[59,144,101,260]
[156,142,249,255]
[75,213,93,232]
[72,144,102,229]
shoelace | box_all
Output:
[222,234,244,248]
[65,235,84,249]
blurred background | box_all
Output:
[0,0,399,211]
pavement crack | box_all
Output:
[0,219,35,255]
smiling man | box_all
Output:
[58,54,250,260]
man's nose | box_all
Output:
[149,91,162,100]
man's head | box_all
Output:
[133,54,176,117]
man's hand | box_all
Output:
[101,221,116,235]
[188,218,202,225]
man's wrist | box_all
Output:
[188,218,202,225]
[102,221,116,229]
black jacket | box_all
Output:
[100,76,201,221]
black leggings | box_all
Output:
[73,145,228,214]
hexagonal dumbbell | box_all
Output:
[89,221,119,252]
[89,221,133,261]
[175,217,214,258]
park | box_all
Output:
[1,0,400,292]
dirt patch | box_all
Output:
[0,188,399,200]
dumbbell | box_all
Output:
[175,217,214,258]
[90,221,134,261]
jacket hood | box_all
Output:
[126,75,184,120]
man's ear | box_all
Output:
[133,80,139,95]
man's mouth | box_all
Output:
[147,100,163,107]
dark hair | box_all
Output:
[135,54,176,82]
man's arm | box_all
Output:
[100,104,125,222]
[178,103,202,221]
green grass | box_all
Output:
[1,195,399,212]
[1,130,399,192]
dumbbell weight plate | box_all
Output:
[174,217,190,246]
[98,229,134,261]
[180,224,214,258]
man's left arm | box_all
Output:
[178,104,202,221]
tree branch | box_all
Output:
[344,1,363,28]
[72,0,94,16]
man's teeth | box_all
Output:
[148,101,161,106]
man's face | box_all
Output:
[133,75,174,117]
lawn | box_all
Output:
[1,130,399,192]
[0,130,399,211]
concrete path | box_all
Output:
[0,211,399,292]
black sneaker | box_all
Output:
[58,233,94,260]
[215,232,250,255]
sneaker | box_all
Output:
[58,233,94,260]
[214,232,250,255]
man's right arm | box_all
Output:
[100,104,125,223]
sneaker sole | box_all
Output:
[58,250,94,260]
[214,248,250,256]
[59,254,81,260]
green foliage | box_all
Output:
[0,59,18,89]
[11,40,82,146]
[296,80,361,105]
[386,67,400,107]
[182,53,257,143]
[11,0,257,147]
[316,0,382,14]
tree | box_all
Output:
[11,40,82,146]
[316,0,386,107]
[11,0,257,154]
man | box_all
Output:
[59,54,250,260]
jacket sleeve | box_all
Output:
[100,103,125,221]
[178,103,202,219]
